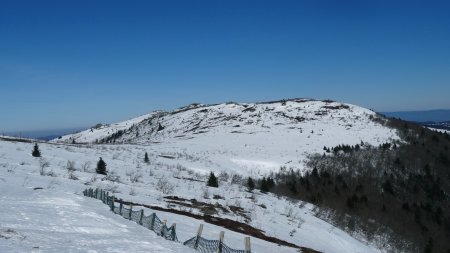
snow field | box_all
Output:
[0,139,385,252]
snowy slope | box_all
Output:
[1,138,390,253]
[0,173,195,253]
[55,99,399,176]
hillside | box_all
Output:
[0,137,383,253]
[0,98,407,253]
[55,99,399,176]
[0,174,195,253]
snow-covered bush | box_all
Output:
[129,187,136,196]
[218,171,230,182]
[68,171,79,180]
[66,160,76,172]
[126,169,143,183]
[105,170,120,182]
[231,174,243,185]
[156,177,174,194]
[81,161,91,172]
[39,158,50,176]
[84,174,97,185]
[202,187,209,199]
[104,182,120,193]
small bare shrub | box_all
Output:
[176,164,187,171]
[129,187,137,196]
[126,170,143,183]
[284,205,294,218]
[46,170,57,177]
[231,174,243,185]
[66,160,76,172]
[39,159,50,176]
[218,171,230,182]
[7,165,16,173]
[22,175,30,187]
[156,177,174,194]
[105,170,120,182]
[202,187,210,199]
[47,179,60,189]
[104,183,120,193]
[84,174,97,185]
[68,171,79,180]
[81,161,91,172]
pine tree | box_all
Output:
[96,157,107,175]
[424,238,433,253]
[32,143,41,157]
[247,177,255,191]
[260,177,269,193]
[144,152,149,163]
[289,180,297,194]
[207,172,218,187]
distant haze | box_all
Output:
[3,127,85,140]
[381,109,450,122]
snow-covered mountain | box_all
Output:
[55,98,399,176]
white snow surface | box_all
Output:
[1,99,400,253]
[55,99,399,176]
[1,136,389,253]
[0,172,195,253]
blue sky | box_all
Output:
[1,0,450,132]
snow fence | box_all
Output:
[83,188,251,253]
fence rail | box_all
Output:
[83,188,250,253]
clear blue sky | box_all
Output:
[1,0,450,132]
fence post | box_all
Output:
[119,202,123,215]
[106,192,109,205]
[90,188,93,197]
[161,220,167,237]
[150,213,156,230]
[129,205,133,220]
[245,237,251,253]
[171,223,176,241]
[111,196,115,211]
[139,209,144,225]
[194,224,204,249]
[95,188,98,199]
[217,231,224,253]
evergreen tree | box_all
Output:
[424,238,433,253]
[267,177,275,188]
[96,157,107,175]
[289,180,297,194]
[144,152,149,163]
[32,143,41,157]
[260,177,269,193]
[207,172,218,187]
[247,177,255,191]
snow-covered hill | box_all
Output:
[55,99,399,176]
[0,138,387,253]
[0,99,402,253]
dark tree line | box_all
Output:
[268,117,450,252]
